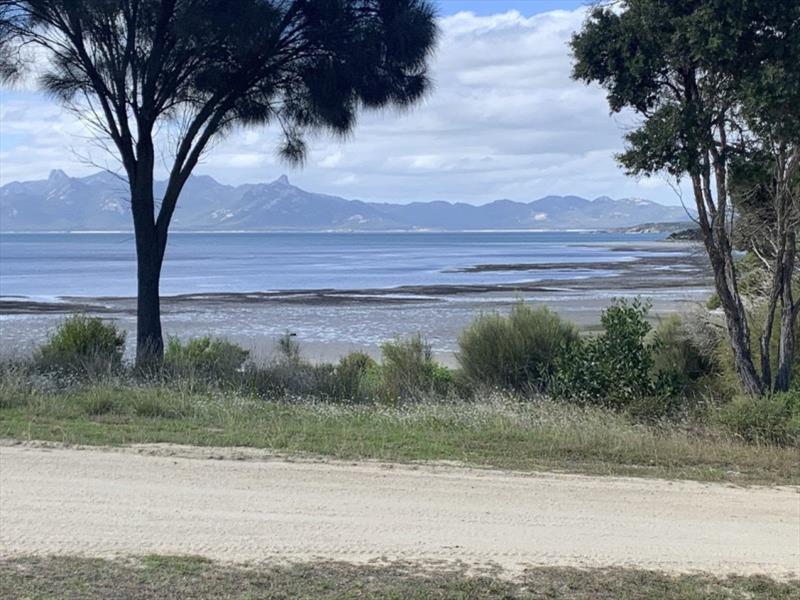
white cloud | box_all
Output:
[332,174,358,186]
[0,8,688,205]
[317,151,343,168]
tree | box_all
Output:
[0,0,437,365]
[571,0,799,394]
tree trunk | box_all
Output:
[759,244,783,391]
[714,270,764,396]
[135,228,164,367]
[130,162,165,367]
[775,229,797,392]
[775,303,796,392]
[693,197,763,394]
[690,154,764,396]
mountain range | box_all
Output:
[0,170,692,232]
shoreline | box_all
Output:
[0,240,711,364]
[0,243,709,314]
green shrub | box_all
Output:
[457,304,578,393]
[36,315,126,377]
[164,337,249,381]
[330,352,379,402]
[431,363,454,396]
[553,299,655,408]
[381,334,446,400]
[716,390,800,446]
[650,314,717,397]
[241,359,335,400]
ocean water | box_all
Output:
[0,231,711,360]
[0,231,671,299]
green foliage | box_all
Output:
[572,0,800,395]
[381,334,449,400]
[553,299,656,408]
[457,304,578,393]
[716,391,800,446]
[330,352,380,402]
[164,337,249,381]
[572,0,800,178]
[241,361,328,400]
[650,315,716,397]
[36,315,126,377]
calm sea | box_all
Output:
[0,231,670,300]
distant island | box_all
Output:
[0,170,693,232]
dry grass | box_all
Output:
[1,371,797,485]
[0,555,797,599]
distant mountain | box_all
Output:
[0,170,692,232]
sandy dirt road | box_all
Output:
[1,444,798,576]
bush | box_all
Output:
[553,299,655,408]
[716,390,800,446]
[330,352,380,402]
[241,360,339,401]
[381,334,448,400]
[650,314,717,397]
[36,315,126,377]
[164,337,249,381]
[457,304,578,393]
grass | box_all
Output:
[0,555,797,599]
[1,378,798,485]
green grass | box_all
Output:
[0,555,797,599]
[1,379,798,485]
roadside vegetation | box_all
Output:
[1,304,797,485]
[1,555,797,600]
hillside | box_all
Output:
[0,170,693,232]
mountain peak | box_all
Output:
[48,169,69,182]
[1,169,695,231]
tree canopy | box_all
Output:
[572,0,799,394]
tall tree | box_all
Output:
[571,0,799,394]
[0,0,437,365]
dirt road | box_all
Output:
[1,444,798,576]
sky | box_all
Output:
[0,1,686,206]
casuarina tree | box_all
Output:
[571,0,799,394]
[0,0,438,365]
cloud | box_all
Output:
[317,151,344,168]
[0,8,687,205]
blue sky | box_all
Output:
[0,1,684,206]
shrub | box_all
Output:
[716,390,800,446]
[650,314,716,397]
[330,352,379,402]
[457,304,578,393]
[36,315,126,377]
[381,334,445,400]
[164,337,249,381]
[241,359,336,400]
[553,299,655,408]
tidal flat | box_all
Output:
[0,240,710,364]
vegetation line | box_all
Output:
[0,555,797,600]
[2,387,797,485]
